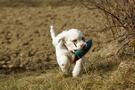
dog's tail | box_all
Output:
[50,25,55,40]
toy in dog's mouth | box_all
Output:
[73,40,92,63]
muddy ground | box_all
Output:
[0,0,124,74]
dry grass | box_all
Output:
[0,56,135,89]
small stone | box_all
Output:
[0,61,6,64]
[7,61,11,64]
[8,65,13,68]
[3,65,7,68]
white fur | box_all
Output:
[50,25,87,77]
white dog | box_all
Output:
[50,25,87,77]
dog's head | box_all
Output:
[65,29,87,52]
[56,29,87,53]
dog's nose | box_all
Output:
[81,44,86,49]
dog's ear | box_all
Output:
[53,31,66,46]
[57,35,65,44]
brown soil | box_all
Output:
[0,0,124,74]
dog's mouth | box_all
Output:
[70,49,77,54]
[74,49,77,52]
[72,49,77,53]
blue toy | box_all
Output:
[73,40,92,63]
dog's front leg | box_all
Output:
[72,56,85,77]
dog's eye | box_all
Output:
[73,39,77,43]
[82,37,85,41]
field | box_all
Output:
[0,0,135,89]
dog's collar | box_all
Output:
[63,43,75,54]
[63,43,68,50]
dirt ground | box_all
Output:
[0,0,124,74]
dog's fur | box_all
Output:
[50,25,87,77]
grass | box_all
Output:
[0,55,135,90]
[0,70,103,89]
